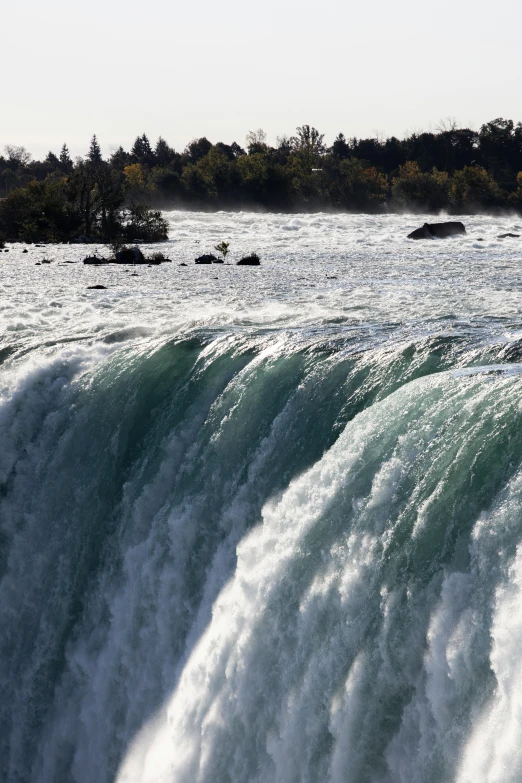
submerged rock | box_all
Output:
[498,233,520,238]
[87,284,107,289]
[407,221,466,240]
[195,254,217,264]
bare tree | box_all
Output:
[4,145,32,167]
[246,128,267,149]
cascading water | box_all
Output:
[3,211,522,783]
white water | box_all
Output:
[2,211,522,782]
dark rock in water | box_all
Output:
[35,262,41,265]
[41,259,52,263]
[147,252,171,264]
[83,256,106,265]
[22,249,28,253]
[407,221,466,240]
[179,262,187,266]
[237,254,261,265]
[116,247,145,264]
[212,258,224,264]
[87,284,107,289]
[498,233,520,238]
[83,246,148,265]
[195,254,217,264]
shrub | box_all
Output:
[148,251,171,263]
[123,203,169,242]
[214,241,230,260]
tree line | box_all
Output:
[2,119,522,242]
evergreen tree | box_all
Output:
[110,145,130,170]
[45,151,60,168]
[140,133,153,157]
[59,143,73,172]
[131,135,145,159]
[155,137,175,165]
[331,133,350,159]
[87,134,102,165]
[131,134,154,165]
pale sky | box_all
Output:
[3,0,521,159]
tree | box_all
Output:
[155,137,176,166]
[391,161,449,211]
[214,241,230,260]
[4,145,32,169]
[479,118,521,187]
[131,134,154,165]
[122,202,169,241]
[331,133,350,159]
[59,143,73,172]
[449,165,502,210]
[181,147,234,201]
[109,146,130,170]
[230,142,246,158]
[185,137,212,163]
[509,171,522,207]
[290,125,326,157]
[246,129,267,154]
[124,163,147,191]
[331,158,388,211]
[45,151,60,169]
[87,135,103,165]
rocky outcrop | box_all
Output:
[83,246,154,265]
[407,222,466,240]
[237,254,261,265]
[498,233,520,238]
[195,254,217,264]
[83,256,106,265]
[87,284,107,289]
[116,247,145,264]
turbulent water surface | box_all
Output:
[2,212,522,782]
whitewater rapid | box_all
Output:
[2,211,522,782]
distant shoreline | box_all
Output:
[2,121,522,243]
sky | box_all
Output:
[2,0,522,159]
